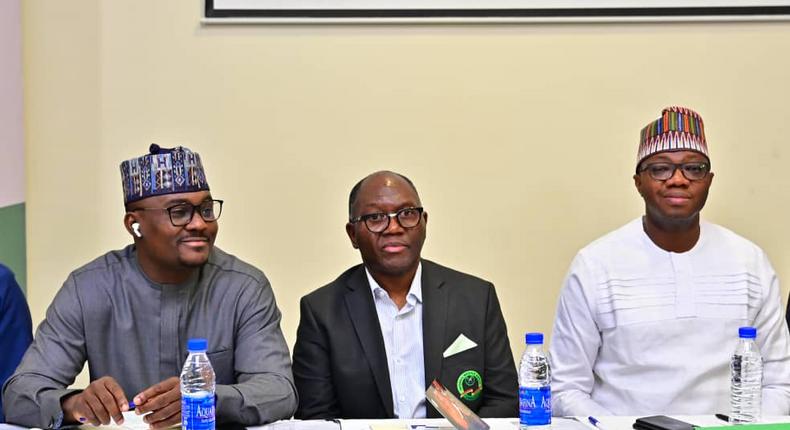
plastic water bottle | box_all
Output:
[730,326,763,424]
[181,338,216,430]
[519,332,551,429]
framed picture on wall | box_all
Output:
[204,0,790,23]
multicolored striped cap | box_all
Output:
[120,144,210,204]
[637,106,709,170]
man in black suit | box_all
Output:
[293,171,517,419]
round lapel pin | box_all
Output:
[456,370,482,401]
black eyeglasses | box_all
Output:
[131,199,224,227]
[350,207,424,233]
[639,162,711,181]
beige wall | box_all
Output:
[23,1,790,377]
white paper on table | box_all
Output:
[86,411,156,430]
[250,419,341,430]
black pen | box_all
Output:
[715,414,730,423]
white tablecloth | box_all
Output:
[251,416,790,430]
[3,415,789,430]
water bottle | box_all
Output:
[730,326,763,424]
[519,332,551,429]
[181,338,216,430]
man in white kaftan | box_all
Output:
[550,107,790,416]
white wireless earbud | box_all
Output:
[132,222,142,238]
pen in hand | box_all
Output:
[589,416,610,430]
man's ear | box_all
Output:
[633,173,643,196]
[345,222,358,249]
[124,212,139,238]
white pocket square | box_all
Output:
[443,334,478,358]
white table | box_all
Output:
[251,416,790,430]
[3,416,789,430]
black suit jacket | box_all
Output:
[293,259,518,419]
[786,292,790,332]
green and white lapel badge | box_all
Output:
[456,370,482,401]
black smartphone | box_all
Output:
[633,415,696,430]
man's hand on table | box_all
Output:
[133,377,182,429]
[61,376,130,426]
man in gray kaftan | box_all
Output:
[2,145,297,429]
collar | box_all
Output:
[130,245,200,290]
[365,262,423,304]
[636,216,708,255]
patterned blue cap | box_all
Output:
[121,144,210,204]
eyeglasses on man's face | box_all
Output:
[639,162,711,182]
[350,207,424,233]
[131,199,224,227]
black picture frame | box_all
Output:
[204,0,790,22]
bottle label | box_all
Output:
[519,386,551,426]
[182,391,215,430]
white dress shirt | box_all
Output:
[550,218,790,416]
[366,263,426,418]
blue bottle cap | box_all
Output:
[738,327,757,339]
[187,338,208,352]
[525,332,544,345]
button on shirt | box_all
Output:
[366,264,426,418]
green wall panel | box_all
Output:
[0,202,26,292]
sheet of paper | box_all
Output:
[250,419,341,430]
[369,424,408,430]
[85,411,152,430]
